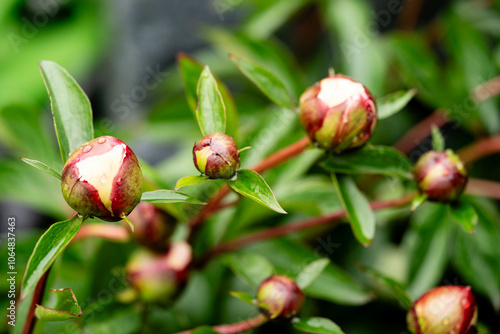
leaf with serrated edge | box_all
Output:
[22,215,84,299]
[377,89,417,120]
[35,288,82,321]
[196,66,226,135]
[296,258,330,289]
[332,174,375,247]
[175,175,209,191]
[292,317,345,334]
[141,190,205,205]
[228,169,286,214]
[20,158,61,180]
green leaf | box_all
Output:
[229,54,295,109]
[332,174,376,247]
[175,175,209,191]
[229,291,255,306]
[292,317,345,334]
[20,158,61,180]
[191,327,219,334]
[431,126,445,151]
[141,190,205,205]
[377,89,417,119]
[296,258,330,289]
[40,61,94,162]
[35,288,82,321]
[228,252,274,289]
[228,169,286,214]
[21,215,84,299]
[320,146,414,179]
[449,201,479,233]
[411,193,427,212]
[196,66,226,135]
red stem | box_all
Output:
[175,314,267,334]
[71,223,130,243]
[458,135,500,164]
[465,178,500,200]
[22,269,50,334]
[200,192,415,263]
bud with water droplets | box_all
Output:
[126,241,192,304]
[299,75,377,153]
[127,202,177,253]
[407,286,478,334]
[193,132,240,179]
[61,136,143,221]
[415,150,467,203]
[256,275,305,320]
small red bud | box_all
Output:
[126,241,192,304]
[127,202,177,253]
[193,132,240,179]
[256,275,305,320]
[299,75,377,153]
[407,286,478,334]
[61,136,143,221]
[415,150,467,203]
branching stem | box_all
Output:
[174,314,267,334]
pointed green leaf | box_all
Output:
[296,258,330,289]
[40,61,94,162]
[377,89,417,119]
[35,288,82,321]
[411,193,427,211]
[20,158,61,180]
[175,175,209,191]
[22,215,84,299]
[228,169,286,214]
[431,126,445,151]
[196,66,226,135]
[229,54,295,109]
[332,174,375,247]
[449,201,479,233]
[320,145,414,179]
[230,291,255,306]
[141,190,205,205]
[228,252,274,289]
[292,317,345,334]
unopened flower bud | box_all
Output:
[61,136,143,221]
[256,275,305,320]
[126,241,192,304]
[127,202,177,253]
[299,75,377,153]
[415,150,467,203]
[193,132,240,179]
[407,286,478,334]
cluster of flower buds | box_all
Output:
[127,202,177,253]
[193,132,240,179]
[414,150,468,203]
[299,75,377,154]
[126,241,192,304]
[61,136,143,221]
[256,275,305,320]
[407,286,478,334]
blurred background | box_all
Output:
[1,0,500,333]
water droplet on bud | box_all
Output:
[100,175,107,183]
[98,137,107,144]
[83,145,92,153]
[64,183,69,190]
[116,178,123,186]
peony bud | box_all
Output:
[256,275,305,320]
[415,150,467,203]
[193,132,240,179]
[407,286,478,334]
[299,75,377,153]
[127,202,177,253]
[126,241,192,304]
[61,136,143,221]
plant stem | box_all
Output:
[188,137,311,228]
[471,75,500,103]
[175,314,267,334]
[458,135,500,164]
[465,178,500,200]
[22,268,50,334]
[199,192,416,265]
[71,223,130,243]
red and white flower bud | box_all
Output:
[415,150,467,203]
[127,202,177,253]
[61,136,143,221]
[193,132,240,179]
[126,241,192,304]
[257,275,305,320]
[407,286,478,334]
[299,75,377,153]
